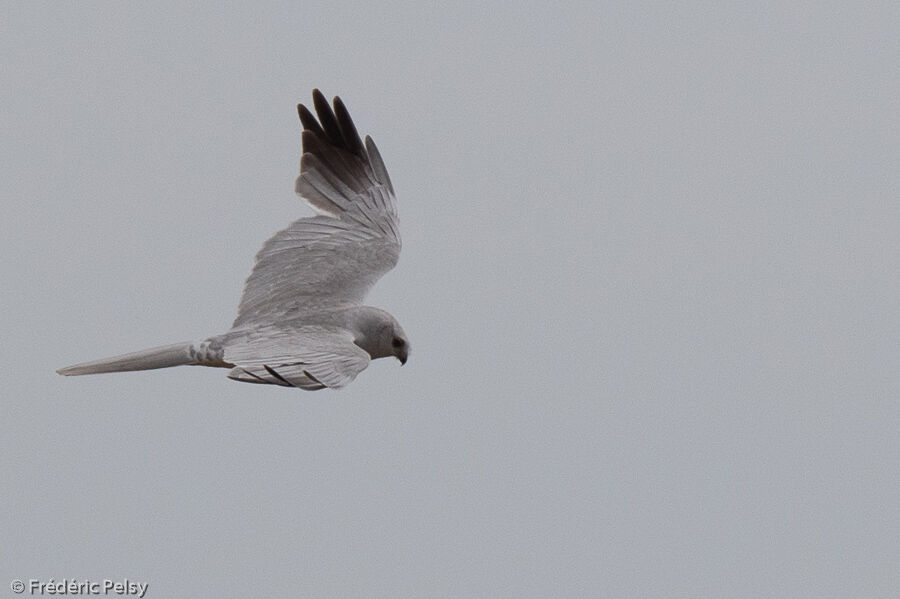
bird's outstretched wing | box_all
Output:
[223,325,371,389]
[233,90,400,327]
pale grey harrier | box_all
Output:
[58,90,408,390]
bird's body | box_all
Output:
[58,90,409,390]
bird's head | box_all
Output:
[376,311,410,365]
[352,307,410,365]
[389,325,410,366]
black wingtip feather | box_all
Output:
[298,103,325,137]
[264,365,292,386]
[333,96,365,156]
[312,89,343,147]
[300,90,367,157]
[303,370,324,386]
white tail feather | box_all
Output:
[57,342,198,376]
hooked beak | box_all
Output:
[398,349,408,366]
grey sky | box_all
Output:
[2,2,899,597]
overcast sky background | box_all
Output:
[2,2,899,597]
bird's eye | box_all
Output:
[392,337,404,348]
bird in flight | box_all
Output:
[58,90,409,390]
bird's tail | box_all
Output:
[57,341,213,376]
